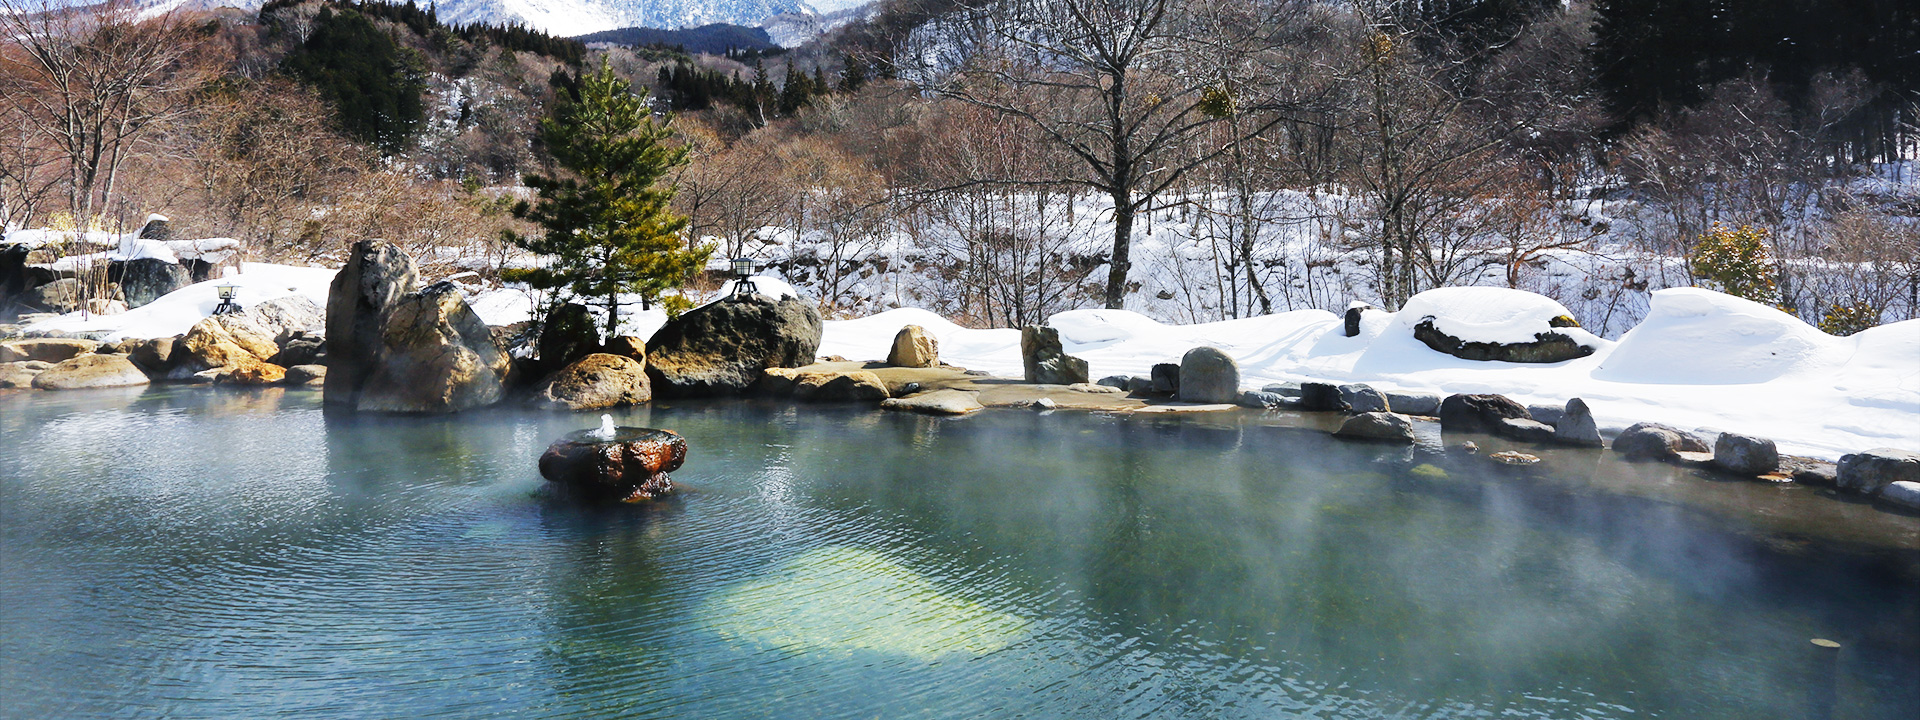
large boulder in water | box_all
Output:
[110,258,188,308]
[539,427,687,502]
[1334,412,1416,443]
[1021,325,1088,385]
[646,296,823,396]
[1178,346,1239,403]
[358,281,508,413]
[324,241,418,410]
[532,353,651,411]
[175,317,274,378]
[32,354,150,390]
[1400,287,1598,364]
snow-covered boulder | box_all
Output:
[1400,287,1600,364]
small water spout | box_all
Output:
[591,414,616,441]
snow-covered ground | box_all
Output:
[17,264,1915,461]
[816,288,1920,461]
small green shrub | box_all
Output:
[1691,223,1779,304]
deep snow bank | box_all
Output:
[820,287,1920,460]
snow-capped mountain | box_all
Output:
[139,0,874,43]
[430,0,813,39]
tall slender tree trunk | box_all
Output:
[1107,191,1133,309]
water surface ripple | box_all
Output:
[1,387,1915,719]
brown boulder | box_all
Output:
[324,240,419,410]
[357,281,508,413]
[532,353,651,411]
[539,427,687,502]
[222,363,288,386]
[32,354,150,390]
[887,325,939,368]
[794,370,889,402]
[0,361,45,388]
[0,338,101,364]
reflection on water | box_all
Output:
[0,386,1915,720]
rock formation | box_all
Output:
[532,353,651,411]
[358,281,509,413]
[647,295,823,396]
[1020,325,1089,385]
[324,241,419,410]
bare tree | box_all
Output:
[0,0,210,232]
[909,0,1309,309]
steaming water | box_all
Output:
[2,386,1916,719]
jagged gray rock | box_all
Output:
[1553,398,1603,447]
[1020,325,1088,385]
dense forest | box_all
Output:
[1,0,1916,335]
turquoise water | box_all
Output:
[1,386,1916,719]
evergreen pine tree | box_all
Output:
[507,62,711,341]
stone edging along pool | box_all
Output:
[757,360,1920,524]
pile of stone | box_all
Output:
[0,293,327,392]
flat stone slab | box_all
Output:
[778,362,1149,412]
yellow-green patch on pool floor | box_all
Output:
[701,546,1031,661]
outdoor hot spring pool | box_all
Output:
[2,386,1916,719]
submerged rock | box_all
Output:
[533,353,650,411]
[881,389,984,416]
[358,281,509,413]
[32,354,149,390]
[1713,433,1779,476]
[1020,325,1088,385]
[1438,393,1528,433]
[539,426,687,502]
[1334,412,1416,443]
[887,325,939,368]
[1178,346,1239,404]
[1496,417,1557,444]
[648,296,823,396]
[1490,451,1542,465]
[1614,422,1711,462]
[1835,448,1920,496]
